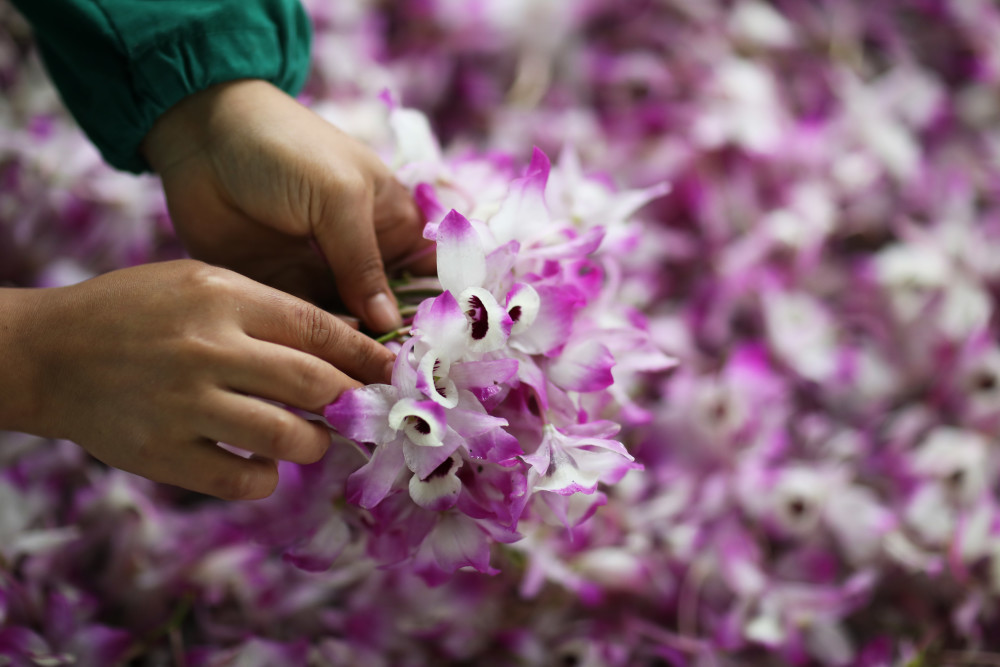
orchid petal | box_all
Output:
[391,338,419,389]
[488,147,552,245]
[437,209,488,294]
[324,384,397,444]
[548,339,616,392]
[283,514,351,572]
[388,398,448,447]
[506,282,540,334]
[413,513,498,585]
[449,358,519,389]
[511,284,585,355]
[523,227,606,261]
[599,182,672,227]
[346,440,406,509]
[412,292,470,361]
[416,352,459,408]
[409,454,463,511]
[403,428,464,479]
[459,286,513,354]
[390,108,442,166]
[414,183,445,226]
[483,240,520,289]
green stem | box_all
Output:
[376,326,411,344]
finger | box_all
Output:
[374,179,436,274]
[224,339,361,412]
[334,314,360,330]
[191,220,340,307]
[388,243,437,276]
[138,438,279,500]
[239,288,395,384]
[312,179,402,334]
[197,392,333,465]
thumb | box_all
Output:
[313,182,402,334]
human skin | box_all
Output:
[0,79,433,500]
[142,78,436,329]
[0,260,396,500]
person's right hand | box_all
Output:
[0,260,394,500]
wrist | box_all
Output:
[141,78,278,175]
[0,287,55,436]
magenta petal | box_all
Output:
[283,514,351,572]
[404,428,464,478]
[449,358,519,389]
[512,284,586,355]
[413,513,498,586]
[538,490,608,530]
[526,146,552,188]
[346,440,406,509]
[548,340,616,392]
[414,183,445,228]
[437,209,487,294]
[415,353,458,407]
[525,227,606,260]
[489,148,553,245]
[563,420,622,440]
[409,454,462,511]
[391,337,419,389]
[0,629,50,661]
[449,392,510,437]
[324,384,397,444]
[466,428,523,463]
[483,240,520,287]
[520,441,551,477]
[412,291,470,357]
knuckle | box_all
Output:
[311,171,370,230]
[335,169,371,200]
[180,262,237,300]
[293,356,337,408]
[295,302,339,352]
[177,332,226,367]
[354,254,387,286]
[264,410,299,459]
[214,467,260,501]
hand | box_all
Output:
[0,260,395,500]
[142,79,435,332]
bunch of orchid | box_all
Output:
[315,105,673,582]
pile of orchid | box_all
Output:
[6,0,1000,665]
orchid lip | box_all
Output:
[458,286,512,353]
[506,283,540,335]
[388,398,447,447]
[409,454,463,511]
[417,353,460,408]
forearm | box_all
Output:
[0,288,51,436]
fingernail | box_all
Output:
[366,292,402,333]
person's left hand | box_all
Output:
[142,79,435,333]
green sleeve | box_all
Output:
[10,0,312,173]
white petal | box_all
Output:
[388,398,446,447]
[417,352,460,408]
[506,283,540,335]
[408,455,463,511]
[459,286,512,355]
[437,210,487,295]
